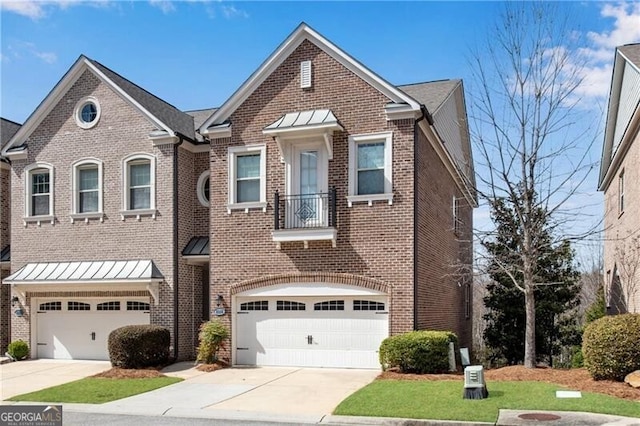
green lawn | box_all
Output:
[8,376,183,404]
[334,380,640,422]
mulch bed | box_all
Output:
[196,361,229,372]
[379,366,640,402]
[93,367,165,379]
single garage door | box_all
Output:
[235,296,388,368]
[36,298,150,360]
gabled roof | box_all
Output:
[88,59,196,139]
[1,55,196,157]
[398,80,459,116]
[1,118,21,150]
[199,23,421,133]
[599,43,640,191]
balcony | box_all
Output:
[272,188,337,248]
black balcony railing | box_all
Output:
[274,188,337,230]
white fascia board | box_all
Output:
[199,23,420,133]
[262,121,343,137]
[1,57,175,158]
[599,99,640,191]
[182,255,209,265]
[5,278,163,286]
[385,103,421,121]
[418,120,477,207]
[180,142,210,153]
[201,124,232,139]
[85,60,175,136]
[599,52,625,190]
[149,132,179,146]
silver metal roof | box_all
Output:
[4,260,163,283]
[182,236,209,256]
[264,109,340,131]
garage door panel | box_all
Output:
[236,296,387,368]
[36,299,150,360]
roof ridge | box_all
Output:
[397,79,460,87]
[0,117,22,126]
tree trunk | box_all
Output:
[524,276,536,368]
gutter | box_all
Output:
[173,135,184,361]
[413,107,427,331]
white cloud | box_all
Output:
[33,50,57,64]
[6,40,57,64]
[149,0,175,14]
[576,2,640,102]
[220,4,248,19]
[0,1,46,19]
[0,0,112,20]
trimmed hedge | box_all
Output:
[379,330,457,374]
[108,325,170,369]
[583,313,640,381]
[7,340,29,360]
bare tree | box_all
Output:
[469,3,600,368]
[610,235,640,314]
[577,241,604,322]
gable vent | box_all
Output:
[301,60,312,88]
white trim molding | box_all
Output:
[70,158,104,223]
[23,162,55,226]
[227,144,267,213]
[347,131,393,207]
[121,153,157,220]
[197,170,211,207]
[73,96,101,129]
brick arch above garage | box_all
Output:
[230,272,390,295]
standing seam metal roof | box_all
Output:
[4,260,163,283]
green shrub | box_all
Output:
[379,331,457,374]
[196,319,229,364]
[7,340,29,360]
[108,325,170,369]
[583,313,640,381]
[570,346,583,368]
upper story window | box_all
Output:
[619,170,625,215]
[72,159,103,219]
[228,145,267,212]
[122,154,156,219]
[347,132,393,207]
[453,196,461,234]
[74,96,101,129]
[24,162,55,222]
[197,170,210,207]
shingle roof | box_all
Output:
[1,118,21,151]
[87,58,196,140]
[185,108,218,131]
[397,80,460,114]
[619,43,640,69]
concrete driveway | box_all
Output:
[0,359,111,401]
[70,363,379,421]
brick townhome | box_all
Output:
[2,23,476,367]
[599,43,640,314]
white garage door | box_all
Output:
[36,298,150,360]
[235,296,388,368]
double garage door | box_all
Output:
[235,296,388,369]
[35,298,150,360]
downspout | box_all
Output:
[413,107,428,331]
[173,134,184,361]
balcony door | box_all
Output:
[288,142,328,228]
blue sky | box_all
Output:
[1,1,640,261]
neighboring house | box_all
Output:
[198,23,476,368]
[1,117,21,352]
[1,23,476,367]
[1,57,212,361]
[599,43,640,314]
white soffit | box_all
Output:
[236,283,386,297]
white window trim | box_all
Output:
[347,131,393,207]
[71,158,104,223]
[618,169,625,216]
[24,162,55,226]
[121,153,157,220]
[197,170,210,208]
[227,144,267,213]
[453,195,461,234]
[74,96,101,130]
